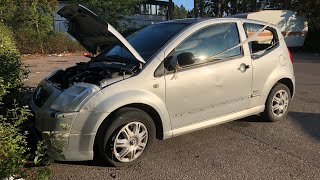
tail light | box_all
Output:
[288,48,293,62]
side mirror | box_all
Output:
[176,52,195,66]
[164,52,195,70]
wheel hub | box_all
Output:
[129,139,136,146]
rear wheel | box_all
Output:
[262,83,291,122]
[95,107,156,167]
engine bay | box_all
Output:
[48,61,137,89]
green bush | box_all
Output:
[14,27,84,54]
[0,23,27,88]
[44,31,84,54]
[0,99,32,179]
[0,23,52,179]
[14,28,44,55]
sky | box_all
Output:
[167,0,194,10]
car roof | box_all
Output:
[160,17,277,28]
[162,18,210,24]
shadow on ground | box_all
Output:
[55,159,107,167]
[30,110,320,168]
[292,53,320,64]
[289,111,320,140]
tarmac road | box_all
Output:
[24,53,320,179]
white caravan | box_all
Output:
[232,10,308,47]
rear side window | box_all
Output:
[243,23,279,59]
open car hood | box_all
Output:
[58,4,145,64]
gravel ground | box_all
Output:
[23,55,89,88]
[23,53,320,180]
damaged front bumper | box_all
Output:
[29,80,107,161]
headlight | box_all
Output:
[50,83,100,112]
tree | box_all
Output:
[173,4,188,19]
[198,0,319,51]
[289,0,320,51]
[0,0,58,53]
[77,0,142,30]
[0,0,16,24]
[202,0,263,17]
[0,0,57,31]
[203,0,227,17]
[289,0,320,30]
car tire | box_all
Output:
[262,83,291,122]
[95,107,156,167]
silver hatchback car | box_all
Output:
[30,4,295,166]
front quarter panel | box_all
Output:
[72,74,172,138]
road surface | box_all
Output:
[23,53,320,180]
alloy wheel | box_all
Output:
[271,90,289,117]
[113,122,148,162]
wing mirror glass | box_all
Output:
[155,52,195,77]
[176,52,195,66]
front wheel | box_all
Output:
[95,108,156,167]
[262,83,291,122]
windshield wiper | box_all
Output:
[89,61,137,73]
[105,55,137,64]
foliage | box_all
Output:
[78,0,142,30]
[6,0,57,32]
[201,0,319,20]
[0,0,58,54]
[13,27,44,55]
[44,31,84,54]
[0,89,53,179]
[289,0,320,30]
[1,0,143,54]
[200,0,320,51]
[0,23,52,179]
[291,0,320,51]
[173,4,188,19]
[0,0,16,23]
[0,23,27,89]
[15,28,84,54]
[0,101,31,179]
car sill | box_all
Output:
[170,105,265,138]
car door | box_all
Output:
[164,22,253,129]
[243,23,283,101]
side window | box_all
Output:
[166,23,242,69]
[243,23,279,59]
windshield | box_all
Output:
[96,23,189,64]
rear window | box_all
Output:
[243,23,279,59]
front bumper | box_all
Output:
[30,81,98,161]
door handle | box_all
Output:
[238,63,250,73]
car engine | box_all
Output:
[48,61,136,89]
